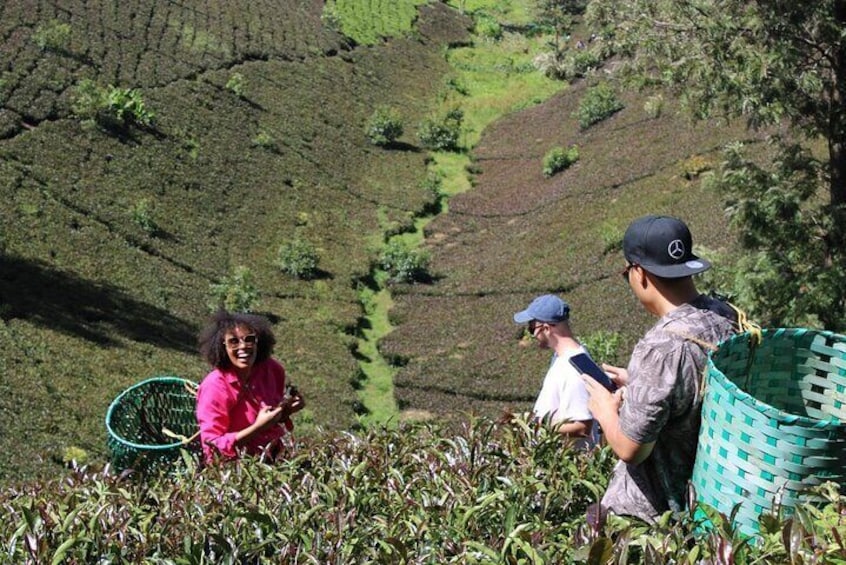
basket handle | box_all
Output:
[162,427,201,444]
[727,303,762,390]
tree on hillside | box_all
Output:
[535,0,587,60]
[586,0,846,330]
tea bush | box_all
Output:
[31,20,71,52]
[72,79,154,129]
[644,93,664,119]
[129,198,157,235]
[365,106,404,146]
[474,12,503,41]
[226,72,247,98]
[276,238,320,279]
[251,130,277,151]
[573,81,624,130]
[0,418,842,563]
[379,239,431,283]
[417,108,464,152]
[542,144,580,177]
[208,265,259,312]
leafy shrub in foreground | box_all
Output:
[0,418,842,563]
[276,238,320,279]
[573,81,624,130]
[543,144,580,177]
[365,106,404,146]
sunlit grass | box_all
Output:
[356,277,399,426]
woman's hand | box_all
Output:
[254,404,285,429]
[280,391,306,418]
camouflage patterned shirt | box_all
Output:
[601,295,737,522]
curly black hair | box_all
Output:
[198,310,276,369]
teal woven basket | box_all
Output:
[691,328,846,535]
[105,376,200,472]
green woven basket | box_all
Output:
[105,376,200,472]
[691,328,846,535]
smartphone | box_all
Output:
[569,352,618,392]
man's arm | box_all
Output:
[552,419,593,438]
[583,375,654,464]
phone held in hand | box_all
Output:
[569,352,618,392]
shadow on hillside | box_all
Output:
[383,141,421,152]
[0,255,196,352]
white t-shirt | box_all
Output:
[532,347,599,448]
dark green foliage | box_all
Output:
[0,419,842,562]
[365,106,404,146]
[573,81,623,129]
[542,144,579,176]
[276,238,320,279]
[707,140,838,328]
[379,240,430,283]
[417,108,464,151]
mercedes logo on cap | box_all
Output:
[667,239,685,259]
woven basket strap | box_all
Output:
[162,427,201,444]
[184,381,198,397]
[728,302,762,346]
[727,302,763,390]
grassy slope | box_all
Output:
[0,0,470,480]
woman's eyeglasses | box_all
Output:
[224,334,258,349]
[621,263,635,281]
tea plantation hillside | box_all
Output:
[381,79,759,419]
[1,0,769,482]
[0,0,472,480]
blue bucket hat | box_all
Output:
[513,294,570,324]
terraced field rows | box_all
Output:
[0,0,344,137]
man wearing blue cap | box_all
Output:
[583,215,737,523]
[514,294,599,448]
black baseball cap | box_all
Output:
[622,215,711,278]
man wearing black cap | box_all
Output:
[583,215,737,523]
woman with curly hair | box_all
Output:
[196,310,305,462]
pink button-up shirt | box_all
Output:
[196,358,292,461]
